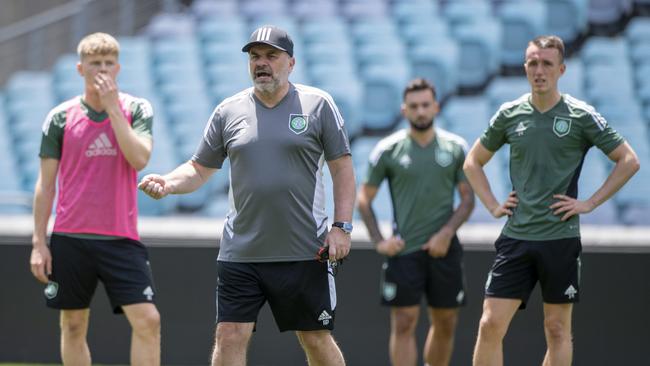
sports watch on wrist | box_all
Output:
[332,221,353,234]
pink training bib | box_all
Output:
[53,94,139,240]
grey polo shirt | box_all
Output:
[193,83,351,262]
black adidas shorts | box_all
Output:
[485,235,582,309]
[216,260,337,332]
[380,236,467,308]
[45,234,156,314]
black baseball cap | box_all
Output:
[242,25,294,57]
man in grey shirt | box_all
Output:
[139,25,355,366]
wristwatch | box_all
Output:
[332,221,353,234]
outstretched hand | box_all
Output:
[550,194,595,221]
[490,191,518,218]
[138,174,172,199]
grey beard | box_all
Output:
[254,79,279,94]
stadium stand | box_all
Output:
[1,0,648,226]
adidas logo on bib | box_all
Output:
[86,132,117,157]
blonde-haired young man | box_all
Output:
[29,32,160,365]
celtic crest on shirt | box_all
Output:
[435,149,453,167]
[288,114,309,135]
[553,116,572,138]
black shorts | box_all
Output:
[485,235,582,309]
[380,236,467,308]
[216,260,336,332]
[45,234,156,314]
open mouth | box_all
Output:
[255,70,272,79]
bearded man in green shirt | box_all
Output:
[358,78,475,366]
[464,35,640,366]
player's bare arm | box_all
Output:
[422,181,474,257]
[550,141,640,221]
[357,184,405,256]
[95,72,153,171]
[325,154,355,261]
[30,158,59,283]
[139,160,218,200]
[464,140,518,218]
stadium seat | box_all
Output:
[196,17,247,45]
[301,18,349,45]
[635,69,650,104]
[615,168,650,224]
[202,41,249,67]
[443,1,493,35]
[584,64,635,104]
[629,42,650,67]
[10,109,53,144]
[625,16,650,46]
[588,0,633,28]
[303,42,355,69]
[146,13,195,39]
[350,137,396,221]
[440,96,491,142]
[52,54,81,84]
[155,63,205,86]
[5,72,54,111]
[0,101,23,193]
[350,135,381,171]
[152,37,202,66]
[239,0,287,18]
[291,0,339,19]
[360,64,410,131]
[398,17,451,47]
[209,81,252,106]
[453,19,502,89]
[595,100,645,129]
[408,40,459,101]
[118,36,151,67]
[558,58,586,99]
[157,82,211,105]
[356,40,408,70]
[391,0,440,26]
[165,102,213,135]
[204,62,250,88]
[52,54,83,102]
[484,158,509,203]
[351,18,400,46]
[341,0,389,20]
[580,36,629,66]
[486,76,530,112]
[138,112,179,216]
[546,0,589,45]
[315,80,364,139]
[497,1,547,68]
[200,193,232,218]
[190,0,239,19]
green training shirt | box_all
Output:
[480,93,624,241]
[365,128,468,255]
